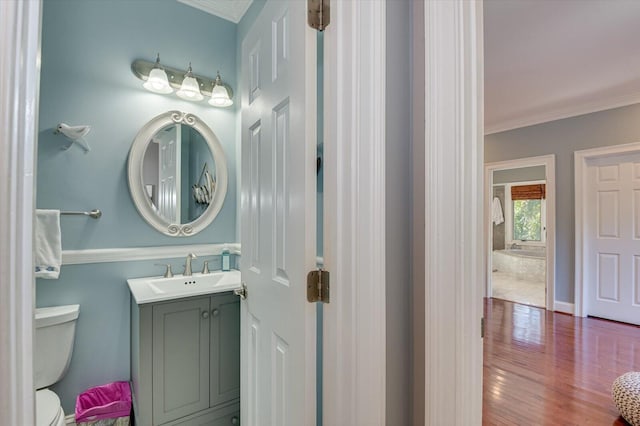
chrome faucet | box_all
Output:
[184,253,197,276]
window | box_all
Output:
[513,199,542,241]
[506,182,546,244]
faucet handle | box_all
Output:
[202,260,210,274]
[155,263,174,278]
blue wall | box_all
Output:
[38,0,238,248]
[37,0,239,413]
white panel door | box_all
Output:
[157,124,181,223]
[240,1,317,425]
[586,155,640,324]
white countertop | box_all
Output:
[127,270,242,304]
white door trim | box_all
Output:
[322,1,387,424]
[484,154,557,311]
[421,1,484,424]
[0,1,41,424]
[574,141,640,317]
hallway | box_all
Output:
[483,298,640,425]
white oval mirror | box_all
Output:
[127,111,228,236]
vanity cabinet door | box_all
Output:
[210,293,240,407]
[152,297,211,424]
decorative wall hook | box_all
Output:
[54,123,91,152]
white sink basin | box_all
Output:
[127,270,241,304]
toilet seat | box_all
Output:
[36,389,65,426]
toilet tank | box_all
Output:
[35,304,79,389]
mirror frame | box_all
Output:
[127,110,228,236]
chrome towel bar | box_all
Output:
[61,209,102,219]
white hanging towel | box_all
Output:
[35,209,62,279]
[492,197,504,225]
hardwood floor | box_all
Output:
[483,298,640,425]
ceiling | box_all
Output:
[484,0,640,134]
[177,0,253,23]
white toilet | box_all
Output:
[35,304,80,426]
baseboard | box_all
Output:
[62,243,241,265]
[65,414,76,426]
[554,301,574,315]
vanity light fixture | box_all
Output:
[176,63,204,101]
[142,54,172,94]
[208,71,234,107]
[131,56,234,108]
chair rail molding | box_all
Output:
[62,243,241,265]
[0,1,41,424]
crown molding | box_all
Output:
[486,92,640,135]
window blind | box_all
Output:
[511,184,546,200]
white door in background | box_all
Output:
[586,154,640,325]
[157,125,181,223]
[240,0,317,425]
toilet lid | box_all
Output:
[36,389,62,426]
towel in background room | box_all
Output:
[492,197,504,225]
[35,209,62,279]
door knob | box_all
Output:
[212,309,220,317]
[201,311,209,319]
[234,283,247,300]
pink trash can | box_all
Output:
[75,381,132,426]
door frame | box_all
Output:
[322,1,387,424]
[0,0,41,424]
[484,155,556,311]
[415,1,484,423]
[574,142,640,317]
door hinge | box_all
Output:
[308,0,330,32]
[234,283,247,300]
[307,269,330,303]
[481,317,485,338]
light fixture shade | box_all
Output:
[209,84,233,107]
[176,63,204,101]
[143,67,173,94]
[208,72,233,107]
[142,53,173,94]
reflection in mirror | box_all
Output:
[128,111,228,236]
[142,124,216,224]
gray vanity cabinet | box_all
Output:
[131,292,240,426]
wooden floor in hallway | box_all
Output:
[483,298,640,425]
